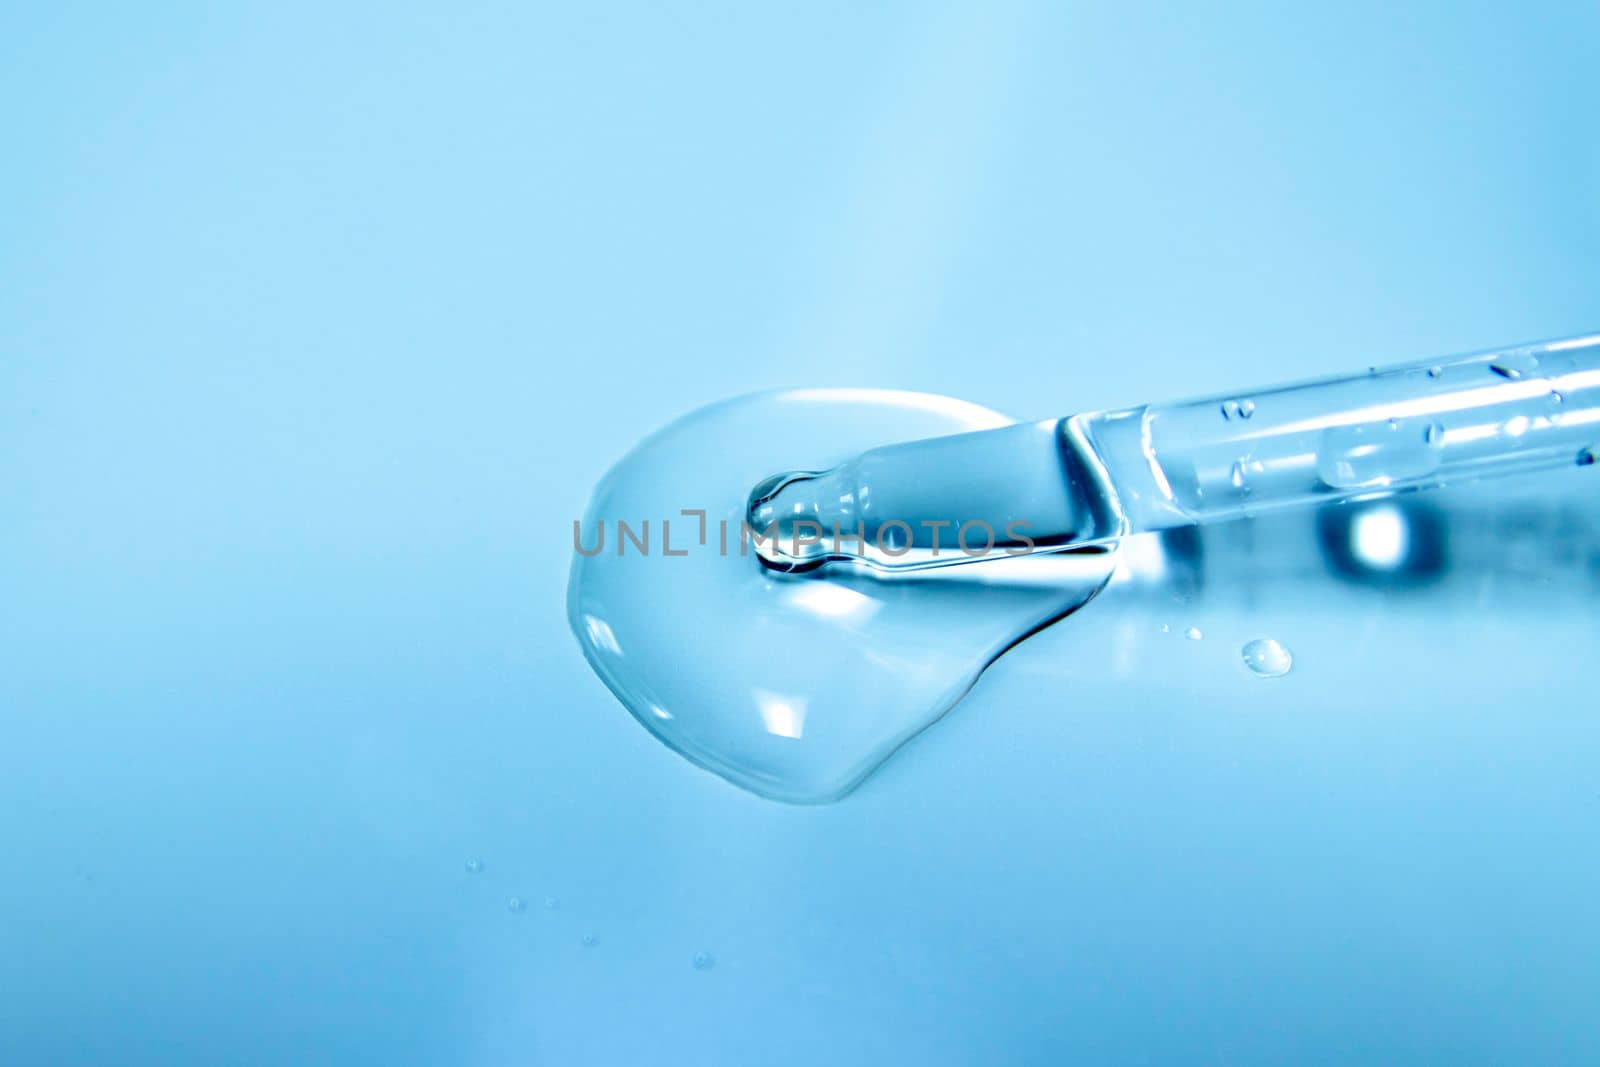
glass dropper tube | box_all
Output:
[1074,332,1600,535]
[748,333,1600,573]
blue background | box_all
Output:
[3,3,1598,1063]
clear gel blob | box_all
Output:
[567,389,1119,804]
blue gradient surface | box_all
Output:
[3,4,1598,1064]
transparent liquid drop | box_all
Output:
[465,858,483,874]
[1220,400,1240,421]
[1185,626,1203,641]
[568,390,1120,804]
[508,897,527,914]
[581,934,598,948]
[1238,399,1255,419]
[1424,422,1444,446]
[1427,365,1443,379]
[1580,447,1598,467]
[692,951,717,971]
[1241,638,1293,678]
[1229,460,1247,489]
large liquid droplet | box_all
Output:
[1240,638,1293,678]
[567,389,1119,803]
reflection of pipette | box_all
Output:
[748,332,1600,572]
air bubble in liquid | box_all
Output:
[1318,418,1443,490]
[1241,638,1293,678]
[508,897,527,914]
[1489,352,1539,380]
[693,951,717,971]
[1185,627,1203,641]
[465,858,483,874]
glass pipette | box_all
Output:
[748,332,1600,572]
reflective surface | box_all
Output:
[7,3,1600,1063]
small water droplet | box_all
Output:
[1238,399,1255,419]
[508,897,527,913]
[1503,415,1530,437]
[1427,366,1443,379]
[1185,627,1203,641]
[1579,447,1598,467]
[692,951,717,971]
[1424,422,1444,446]
[1220,400,1240,421]
[543,896,559,910]
[581,933,598,948]
[1386,417,1400,430]
[1241,638,1293,678]
[1159,623,1170,634]
[465,858,483,874]
[1229,460,1247,489]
